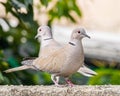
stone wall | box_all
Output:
[0,85,120,96]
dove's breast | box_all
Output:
[59,43,84,77]
[39,39,62,57]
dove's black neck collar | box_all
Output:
[44,37,53,41]
[69,42,76,46]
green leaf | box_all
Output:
[67,14,76,22]
[7,57,20,67]
[88,68,120,85]
[5,73,22,85]
[0,72,4,83]
[24,0,33,8]
[1,2,12,13]
[68,0,82,17]
[40,0,51,7]
[48,0,82,24]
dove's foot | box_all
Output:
[54,82,60,86]
[66,80,74,87]
[51,75,60,87]
[52,78,60,87]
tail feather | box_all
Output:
[4,58,38,73]
[21,59,34,65]
[78,65,97,77]
[4,65,31,73]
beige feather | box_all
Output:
[4,65,32,73]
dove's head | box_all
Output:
[35,25,53,40]
[71,27,90,40]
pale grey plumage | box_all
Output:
[24,28,86,79]
[36,26,96,77]
[4,26,97,86]
[35,25,61,57]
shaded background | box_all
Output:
[0,0,120,85]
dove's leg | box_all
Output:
[56,76,60,83]
[65,78,74,87]
[51,74,60,86]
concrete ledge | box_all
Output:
[0,85,120,96]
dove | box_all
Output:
[4,25,61,85]
[35,25,62,85]
[35,26,97,85]
[4,27,91,86]
[4,26,97,86]
[35,25,62,57]
[30,27,91,86]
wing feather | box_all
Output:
[33,46,67,73]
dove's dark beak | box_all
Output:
[82,33,90,39]
[35,34,40,39]
[85,34,90,39]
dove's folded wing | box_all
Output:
[33,47,67,73]
[77,65,97,77]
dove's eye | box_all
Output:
[78,31,80,33]
[39,29,41,31]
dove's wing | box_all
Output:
[33,46,67,74]
[77,65,97,77]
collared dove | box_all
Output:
[4,27,96,86]
[35,26,62,85]
[35,26,97,85]
[35,25,62,57]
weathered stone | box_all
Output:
[0,85,120,96]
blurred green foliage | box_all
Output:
[48,0,82,25]
[0,0,82,85]
[88,68,120,85]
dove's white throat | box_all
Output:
[41,37,53,48]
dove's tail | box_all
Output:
[4,57,36,73]
[4,65,32,73]
[78,65,97,77]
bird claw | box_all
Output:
[54,83,60,87]
[66,80,74,87]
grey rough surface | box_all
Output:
[0,85,120,96]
